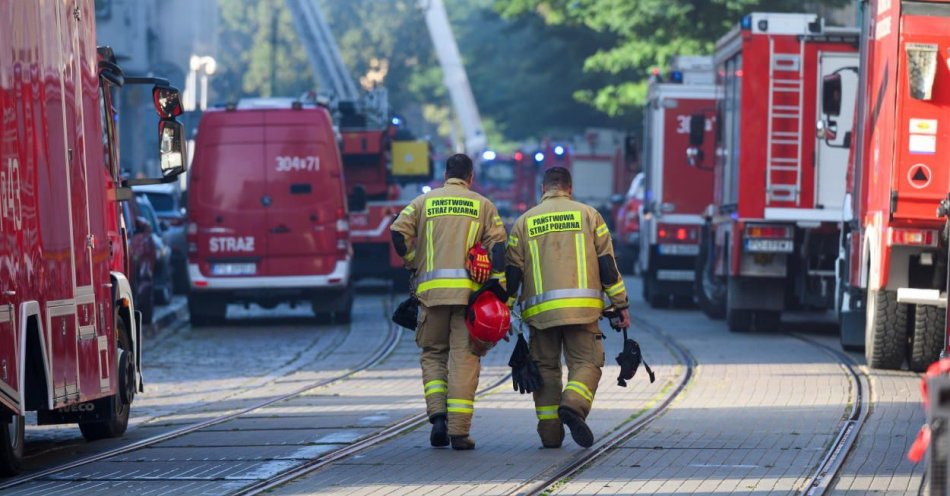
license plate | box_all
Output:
[745,238,793,253]
[211,263,257,276]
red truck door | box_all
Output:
[191,113,269,277]
[262,111,342,276]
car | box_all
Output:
[121,195,158,325]
[136,195,174,306]
[133,183,189,293]
[614,172,645,274]
[186,98,353,326]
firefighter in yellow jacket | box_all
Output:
[390,154,507,450]
[505,167,630,448]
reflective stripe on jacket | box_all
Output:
[507,190,627,329]
[391,178,507,306]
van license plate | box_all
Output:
[211,263,257,276]
[744,239,793,253]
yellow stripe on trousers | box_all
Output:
[447,398,474,414]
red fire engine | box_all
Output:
[0,0,187,474]
[341,114,432,285]
[638,56,717,307]
[829,0,950,371]
[474,150,538,224]
[693,13,859,331]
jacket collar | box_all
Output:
[540,189,572,202]
[445,178,470,189]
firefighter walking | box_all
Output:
[390,154,507,450]
[505,167,630,448]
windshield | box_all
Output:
[479,160,516,189]
[142,192,176,213]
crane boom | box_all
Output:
[419,0,486,154]
[285,0,361,102]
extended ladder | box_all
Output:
[765,37,805,205]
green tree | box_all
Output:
[215,0,314,101]
[494,0,852,116]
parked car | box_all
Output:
[136,195,174,305]
[133,183,188,293]
[614,172,645,274]
[121,196,157,324]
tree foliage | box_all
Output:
[494,0,852,116]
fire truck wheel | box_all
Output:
[694,229,725,320]
[189,294,226,327]
[754,311,781,331]
[909,304,945,373]
[864,289,908,370]
[79,318,132,441]
[642,270,669,308]
[0,414,24,476]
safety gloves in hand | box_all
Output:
[465,243,492,284]
[615,328,655,387]
[508,334,543,394]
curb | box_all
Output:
[143,296,189,341]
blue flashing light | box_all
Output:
[482,150,497,161]
[554,145,565,156]
[740,15,752,30]
[534,152,545,163]
[391,116,402,126]
[670,71,683,83]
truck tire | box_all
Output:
[0,414,24,476]
[643,268,668,308]
[189,293,226,327]
[79,317,132,441]
[334,287,355,324]
[172,257,189,294]
[865,289,908,370]
[139,288,154,325]
[909,304,945,372]
[695,225,725,319]
[755,310,782,331]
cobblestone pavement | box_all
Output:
[9,278,930,495]
[15,291,391,474]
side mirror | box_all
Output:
[687,146,705,168]
[821,73,843,116]
[348,185,368,212]
[153,86,184,119]
[159,119,187,179]
[609,193,624,205]
[816,119,838,141]
[688,114,706,146]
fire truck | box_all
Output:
[0,0,187,474]
[827,0,950,371]
[692,13,859,331]
[638,56,717,307]
[474,150,538,224]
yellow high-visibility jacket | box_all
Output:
[507,190,628,329]
[391,178,507,307]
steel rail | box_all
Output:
[509,315,696,496]
[793,334,869,496]
[0,302,403,491]
[236,370,514,496]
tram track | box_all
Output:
[0,294,403,493]
[509,320,870,496]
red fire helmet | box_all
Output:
[465,281,511,346]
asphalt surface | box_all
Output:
[1,278,928,495]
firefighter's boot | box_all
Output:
[538,419,564,448]
[430,414,449,447]
[450,435,476,450]
[559,406,593,448]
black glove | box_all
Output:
[391,295,419,331]
[615,328,655,387]
[508,334,543,394]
